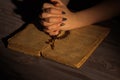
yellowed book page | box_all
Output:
[8,24,50,57]
[41,25,110,68]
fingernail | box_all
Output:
[60,23,65,26]
[62,11,66,14]
[62,18,67,21]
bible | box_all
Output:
[8,24,110,68]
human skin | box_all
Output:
[41,0,120,35]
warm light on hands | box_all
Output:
[40,0,80,36]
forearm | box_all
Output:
[76,0,120,27]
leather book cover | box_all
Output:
[8,24,50,57]
[8,24,110,68]
[41,26,110,68]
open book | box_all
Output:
[8,24,110,68]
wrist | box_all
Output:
[72,12,88,29]
[75,10,98,28]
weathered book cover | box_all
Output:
[8,24,50,57]
[8,24,110,68]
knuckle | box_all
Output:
[49,18,53,22]
[50,8,61,14]
[43,3,49,8]
[50,8,54,13]
[46,13,51,17]
[43,22,49,26]
[48,8,51,13]
[55,17,62,22]
[41,13,44,18]
[43,8,51,13]
[49,18,57,22]
[42,21,46,26]
[58,17,63,21]
[43,3,53,8]
[43,4,46,8]
[47,25,52,30]
[42,13,50,18]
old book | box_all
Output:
[8,24,110,68]
[8,24,50,57]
